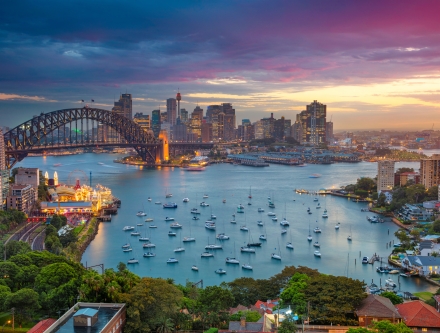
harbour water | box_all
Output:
[16,154,436,292]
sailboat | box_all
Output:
[248,186,252,199]
[259,225,267,241]
[307,223,313,241]
[174,232,185,252]
[127,249,139,264]
[271,240,282,260]
[347,226,352,241]
[139,229,149,241]
[183,223,196,242]
[226,242,240,264]
[280,202,289,226]
[286,228,294,249]
[165,188,172,198]
[247,230,262,247]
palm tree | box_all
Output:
[156,317,174,333]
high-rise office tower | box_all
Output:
[326,121,334,144]
[192,106,203,120]
[180,109,188,123]
[274,116,291,140]
[420,154,440,189]
[176,91,182,122]
[221,103,236,141]
[112,94,133,119]
[188,106,203,140]
[298,100,326,144]
[260,113,275,139]
[377,160,395,191]
[291,121,303,144]
[151,110,161,138]
[201,122,213,142]
[166,98,177,125]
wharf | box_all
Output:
[97,215,111,222]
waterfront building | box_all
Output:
[133,112,150,131]
[15,167,39,200]
[291,121,303,144]
[7,184,36,214]
[112,94,132,119]
[206,105,221,123]
[151,110,161,138]
[377,160,395,191]
[420,154,440,189]
[398,172,420,186]
[402,255,440,276]
[166,98,177,125]
[297,100,327,145]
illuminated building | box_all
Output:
[133,112,151,131]
[15,167,39,200]
[151,110,161,138]
[7,184,36,214]
[420,154,440,189]
[166,98,177,125]
[377,160,395,191]
[297,100,327,145]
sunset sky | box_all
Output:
[1,0,440,130]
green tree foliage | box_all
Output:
[35,262,79,293]
[377,193,387,207]
[229,310,262,322]
[375,148,391,156]
[356,177,376,192]
[355,189,369,198]
[4,288,41,325]
[380,292,403,305]
[198,285,235,313]
[305,275,366,325]
[280,273,310,314]
[50,214,63,230]
[59,228,78,247]
[405,184,426,203]
[124,277,183,333]
[426,186,439,200]
[396,168,414,174]
[4,240,32,259]
[432,220,440,233]
[278,315,298,333]
[394,229,411,248]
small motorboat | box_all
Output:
[170,222,182,228]
[127,258,139,264]
[259,234,267,240]
[123,226,135,231]
[201,252,214,257]
[281,229,287,234]
[257,221,263,226]
[145,217,154,222]
[280,219,289,226]
[182,237,196,242]
[222,199,226,203]
[143,242,156,248]
[240,225,249,231]
[258,208,265,212]
[272,217,278,221]
[335,223,340,229]
[192,216,200,220]
[122,247,132,252]
[242,263,253,270]
[216,233,230,240]
[122,243,130,248]
[168,231,177,236]
[313,198,318,201]
[230,219,236,224]
[147,197,152,202]
[200,202,209,207]
[376,266,390,273]
[174,247,185,252]
[314,251,321,257]
[149,225,157,228]
[313,241,320,248]
[215,268,226,274]
[362,256,369,264]
[138,236,149,241]
[211,214,217,219]
[155,201,161,204]
[130,231,141,236]
[400,273,410,278]
[248,202,252,206]
[183,197,190,202]
[316,203,321,209]
[164,217,175,221]
[191,208,201,214]
[267,212,276,216]
[347,235,352,241]
[191,265,198,271]
[137,223,143,226]
[385,278,397,287]
[136,211,147,217]
[167,258,179,263]
[205,244,222,250]
[143,252,155,257]
[389,270,399,274]
[203,194,209,198]
[307,234,313,241]
[313,227,321,233]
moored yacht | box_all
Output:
[314,251,321,257]
[322,209,328,218]
[167,258,178,263]
[313,227,322,233]
[183,197,190,202]
[216,233,230,240]
[240,246,256,253]
[170,222,182,228]
[205,222,216,230]
[182,236,196,242]
[163,202,178,208]
[237,204,245,213]
[191,265,199,271]
[136,211,147,216]
[123,226,135,231]
[225,257,240,264]
[286,242,294,249]
[215,268,226,274]
[143,252,155,257]
[205,244,222,250]
[164,217,175,221]
[271,253,281,260]
[258,208,265,212]
[242,263,253,270]
[280,219,289,226]
[127,258,139,264]
[201,251,214,257]
[191,208,201,214]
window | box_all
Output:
[422,328,427,332]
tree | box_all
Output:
[396,168,414,174]
[278,315,298,333]
[4,288,41,325]
[394,229,411,248]
[356,177,376,192]
[5,240,32,259]
[229,310,262,322]
[377,193,387,207]
[380,292,403,305]
[410,229,421,243]
[124,277,183,333]
[198,285,234,313]
[432,220,440,233]
[280,273,310,315]
[405,184,426,203]
[35,262,78,293]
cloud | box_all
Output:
[0,93,56,102]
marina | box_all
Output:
[15,153,436,292]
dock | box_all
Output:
[97,215,112,222]
[368,254,380,264]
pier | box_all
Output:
[97,215,112,222]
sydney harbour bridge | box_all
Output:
[3,107,213,169]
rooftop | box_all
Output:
[396,301,440,328]
[355,294,401,319]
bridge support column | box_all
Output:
[158,130,169,162]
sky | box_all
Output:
[1,0,440,131]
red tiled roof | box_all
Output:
[27,318,57,333]
[396,301,440,328]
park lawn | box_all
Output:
[413,291,434,301]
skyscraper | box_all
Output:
[180,109,188,123]
[151,110,161,138]
[166,98,177,125]
[298,100,326,145]
[176,91,182,122]
[133,112,150,132]
[221,103,236,141]
[420,154,440,189]
[112,94,133,119]
[188,106,203,139]
[326,121,334,144]
[377,160,395,191]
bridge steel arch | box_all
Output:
[3,107,162,169]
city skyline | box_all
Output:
[1,1,440,130]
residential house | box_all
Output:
[355,294,401,327]
[396,300,440,332]
[254,299,278,314]
[398,204,433,222]
[402,255,440,276]
[221,316,264,333]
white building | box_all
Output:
[15,167,39,200]
[377,160,395,191]
[402,255,440,276]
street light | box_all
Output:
[2,320,11,332]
